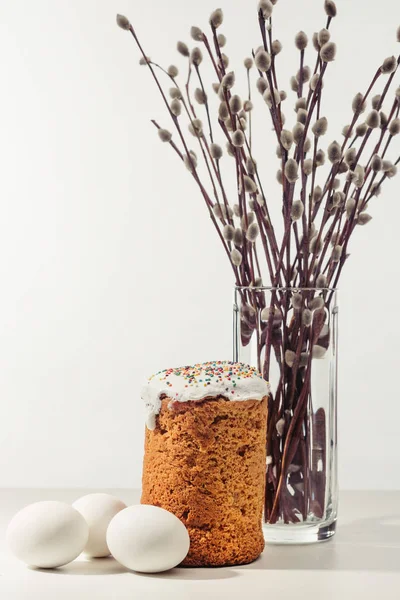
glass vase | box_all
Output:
[233,286,338,544]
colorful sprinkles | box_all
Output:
[148,361,265,398]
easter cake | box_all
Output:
[141,361,269,567]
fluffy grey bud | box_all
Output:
[381,56,397,74]
[194,88,207,104]
[218,102,229,120]
[191,47,203,65]
[310,73,323,91]
[230,248,242,266]
[183,151,198,172]
[310,235,323,254]
[366,110,380,129]
[177,41,189,57]
[356,122,368,137]
[344,147,357,166]
[302,309,313,327]
[389,118,400,136]
[232,130,245,147]
[276,169,283,184]
[233,228,243,247]
[263,88,281,108]
[246,222,260,242]
[293,122,305,145]
[295,31,308,50]
[243,175,257,194]
[211,143,223,160]
[309,297,324,311]
[316,274,328,288]
[297,108,308,125]
[188,118,203,137]
[168,65,179,78]
[220,53,229,69]
[285,350,296,368]
[320,42,337,62]
[255,49,272,71]
[221,71,235,89]
[346,198,356,218]
[285,158,299,183]
[318,28,331,46]
[116,14,130,30]
[170,99,182,116]
[259,0,274,18]
[351,165,365,188]
[352,92,366,114]
[223,224,235,241]
[372,94,381,110]
[272,40,283,55]
[295,97,307,112]
[190,26,203,41]
[333,191,345,207]
[246,158,257,175]
[327,140,342,163]
[256,77,268,95]
[324,0,337,17]
[316,149,326,166]
[357,213,372,225]
[210,8,224,28]
[371,154,382,171]
[244,57,254,70]
[158,128,172,142]
[312,117,328,137]
[312,345,327,359]
[291,200,304,221]
[312,32,320,51]
[230,95,243,114]
[244,100,254,112]
[290,76,299,92]
[169,87,182,99]
[331,245,343,262]
[313,185,323,203]
[292,292,303,310]
[218,33,226,47]
[302,158,312,176]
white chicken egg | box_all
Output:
[106,504,190,573]
[72,493,127,557]
[7,501,89,568]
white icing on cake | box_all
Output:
[141,361,270,430]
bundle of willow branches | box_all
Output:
[117,1,400,524]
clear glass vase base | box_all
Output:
[263,519,337,545]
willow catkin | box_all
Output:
[116,14,130,29]
[220,53,229,69]
[309,297,324,311]
[357,213,372,225]
[324,0,337,17]
[223,224,235,241]
[229,95,242,114]
[285,350,296,368]
[371,154,383,171]
[318,28,330,46]
[230,248,242,266]
[380,112,388,129]
[211,143,223,160]
[218,102,229,121]
[352,92,366,115]
[333,191,345,207]
[351,165,365,188]
[312,32,320,51]
[218,34,227,48]
[272,40,282,55]
[246,158,257,175]
[210,8,223,28]
[356,122,368,137]
[259,0,274,18]
[189,119,203,137]
[170,99,182,116]
[372,94,381,110]
[304,159,313,176]
[232,130,245,147]
[291,200,304,220]
[331,245,343,262]
[316,149,325,166]
[139,56,151,65]
[221,71,235,89]
[190,26,203,41]
[243,175,257,193]
[292,292,303,310]
[366,110,380,129]
[233,228,243,247]
[295,31,308,50]
[256,77,268,95]
[312,345,327,359]
[297,109,308,125]
[302,309,313,327]
[194,88,207,104]
[244,100,253,112]
[290,76,299,92]
[389,118,400,135]
[316,274,328,288]
[246,222,260,242]
[344,147,357,166]
[183,151,198,172]
[320,42,337,62]
[381,56,397,74]
[312,117,328,137]
[263,88,281,108]
[313,185,323,204]
[177,41,189,57]
[346,198,356,218]
[255,50,272,71]
[310,73,323,91]
[310,235,322,254]
[293,123,305,145]
[167,65,179,78]
[169,87,182,100]
[158,129,172,142]
[285,159,299,183]
[244,57,253,70]
[327,140,342,163]
[191,47,203,65]
[295,97,307,112]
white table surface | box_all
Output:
[1,489,399,599]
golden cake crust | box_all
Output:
[141,395,268,567]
